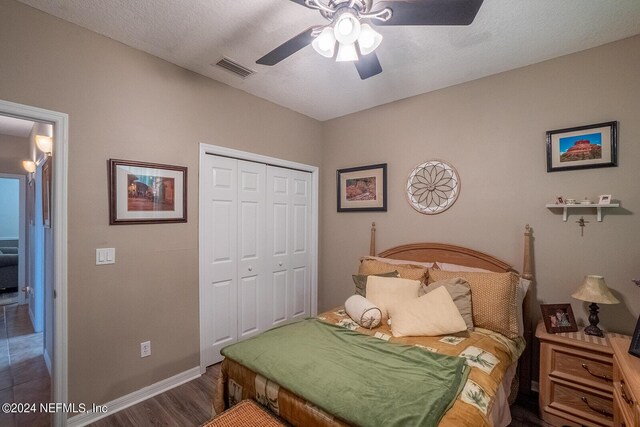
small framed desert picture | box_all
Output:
[546,121,617,172]
[109,159,187,225]
[540,303,578,334]
[337,163,387,212]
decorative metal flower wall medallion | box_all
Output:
[406,160,460,214]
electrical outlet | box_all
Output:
[140,341,151,358]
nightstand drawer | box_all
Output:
[548,379,614,426]
[549,344,613,390]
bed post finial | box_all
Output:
[522,225,533,280]
[369,222,376,256]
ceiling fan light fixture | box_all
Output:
[333,11,361,45]
[312,27,336,58]
[357,24,383,55]
[336,42,359,62]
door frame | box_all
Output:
[198,143,319,373]
[0,99,69,427]
[0,173,26,305]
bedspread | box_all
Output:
[214,308,525,427]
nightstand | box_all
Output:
[610,336,640,427]
[536,321,629,426]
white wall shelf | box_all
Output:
[545,203,619,222]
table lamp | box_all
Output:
[571,275,620,337]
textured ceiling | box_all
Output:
[16,0,640,121]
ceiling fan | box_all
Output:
[256,0,485,80]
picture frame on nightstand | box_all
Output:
[540,303,578,333]
[630,315,640,358]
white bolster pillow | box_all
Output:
[345,295,382,329]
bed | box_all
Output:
[213,224,534,426]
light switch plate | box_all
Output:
[96,248,115,265]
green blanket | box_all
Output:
[222,319,470,427]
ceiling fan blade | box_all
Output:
[354,52,383,80]
[256,27,317,66]
[372,0,484,26]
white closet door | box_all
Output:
[266,166,312,327]
[237,160,266,340]
[202,155,238,366]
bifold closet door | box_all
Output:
[266,166,312,327]
[202,155,266,366]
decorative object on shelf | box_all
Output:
[555,196,564,204]
[598,194,611,204]
[406,160,460,215]
[630,316,640,358]
[575,216,589,236]
[545,201,620,222]
[540,303,578,333]
[565,198,576,205]
[42,156,51,228]
[546,121,617,172]
[571,275,620,337]
[579,198,592,205]
[108,159,187,225]
[337,163,387,212]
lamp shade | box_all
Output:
[312,27,336,58]
[571,275,620,304]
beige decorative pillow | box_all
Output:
[359,258,428,283]
[387,286,468,337]
[352,271,400,297]
[424,278,474,331]
[365,276,421,318]
[429,269,520,339]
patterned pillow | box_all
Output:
[358,259,428,284]
[429,269,520,339]
[352,271,400,297]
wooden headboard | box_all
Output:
[368,222,535,397]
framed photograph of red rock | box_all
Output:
[337,163,387,212]
[546,121,617,172]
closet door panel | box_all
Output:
[289,171,312,320]
[237,160,266,340]
[202,155,238,365]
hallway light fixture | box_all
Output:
[22,160,36,173]
[35,135,52,154]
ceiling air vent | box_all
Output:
[214,57,255,79]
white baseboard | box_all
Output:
[531,380,539,393]
[67,366,201,427]
[43,348,52,376]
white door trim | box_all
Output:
[198,143,319,374]
[0,99,69,427]
[0,173,26,304]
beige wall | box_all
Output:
[0,134,30,175]
[0,0,323,405]
[321,35,640,336]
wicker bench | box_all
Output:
[203,400,286,427]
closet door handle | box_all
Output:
[278,262,283,267]
[248,266,253,272]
